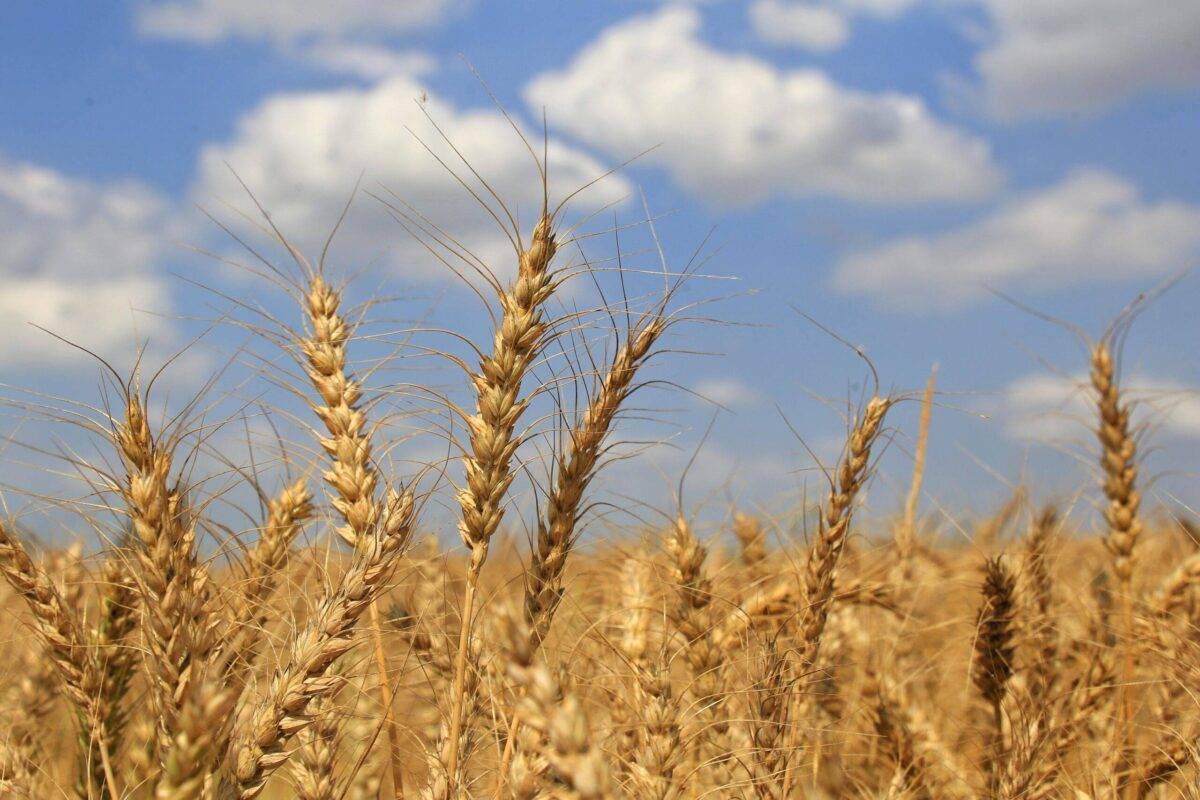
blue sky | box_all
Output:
[2,0,1200,538]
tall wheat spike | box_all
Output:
[1091,338,1142,795]
[232,489,415,799]
[220,480,314,684]
[797,395,892,675]
[524,310,668,648]
[116,393,217,764]
[444,210,559,791]
[296,270,408,798]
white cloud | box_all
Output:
[191,75,630,282]
[0,156,176,367]
[693,377,759,408]
[969,0,1200,119]
[834,170,1200,308]
[1002,372,1200,441]
[296,42,436,80]
[751,1,849,52]
[526,8,1001,207]
[749,0,919,52]
[0,278,172,367]
[136,0,461,45]
[836,0,917,14]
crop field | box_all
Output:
[1,145,1197,800]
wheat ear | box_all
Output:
[734,512,767,576]
[626,648,683,800]
[444,212,558,789]
[749,639,793,800]
[154,676,236,800]
[1149,544,1200,620]
[298,273,409,798]
[232,489,415,799]
[1021,507,1058,704]
[797,395,892,674]
[665,514,734,786]
[1091,340,1142,794]
[501,610,612,799]
[524,311,667,648]
[84,554,139,798]
[864,666,975,800]
[0,522,103,749]
[2,644,58,793]
[974,556,1016,797]
[290,663,348,800]
[117,394,216,759]
[221,479,315,681]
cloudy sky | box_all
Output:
[3,0,1200,533]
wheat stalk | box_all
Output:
[896,366,936,569]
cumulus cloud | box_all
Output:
[1002,371,1200,441]
[136,0,461,45]
[693,377,759,408]
[968,0,1200,119]
[836,0,918,13]
[296,42,436,80]
[191,75,630,281]
[750,0,919,52]
[0,156,176,367]
[750,1,849,52]
[834,170,1200,308]
[526,8,1001,207]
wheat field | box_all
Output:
[1,151,1197,800]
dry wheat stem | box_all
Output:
[897,366,936,567]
